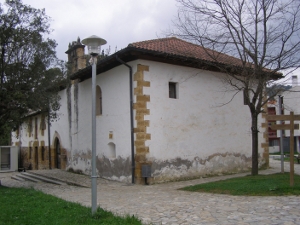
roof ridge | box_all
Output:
[128,36,179,47]
[126,37,247,69]
[128,37,223,56]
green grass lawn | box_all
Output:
[272,156,299,163]
[0,186,142,225]
[269,152,281,155]
[282,157,297,162]
[180,173,300,196]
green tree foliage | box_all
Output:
[0,0,65,142]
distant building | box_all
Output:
[267,73,300,154]
[267,101,281,153]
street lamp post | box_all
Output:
[81,35,107,215]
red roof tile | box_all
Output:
[129,37,243,66]
[72,37,281,81]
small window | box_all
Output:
[96,85,102,115]
[269,139,279,146]
[169,82,177,99]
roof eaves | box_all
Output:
[70,47,135,81]
[126,45,232,71]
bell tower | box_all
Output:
[65,37,87,73]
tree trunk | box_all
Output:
[251,113,259,175]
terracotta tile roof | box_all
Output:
[128,37,243,66]
[72,37,281,82]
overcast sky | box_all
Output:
[10,0,178,61]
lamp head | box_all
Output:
[82,35,107,56]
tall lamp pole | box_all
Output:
[81,35,106,215]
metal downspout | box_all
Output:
[48,108,52,169]
[116,55,135,184]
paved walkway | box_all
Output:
[1,158,300,225]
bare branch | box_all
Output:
[172,0,300,175]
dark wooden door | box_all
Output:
[55,139,61,169]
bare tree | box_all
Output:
[173,0,300,175]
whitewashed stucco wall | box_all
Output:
[11,88,72,169]
[136,60,265,181]
[11,64,133,181]
[11,88,71,157]
[12,59,266,183]
[11,88,71,150]
[51,89,71,149]
[68,64,132,181]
